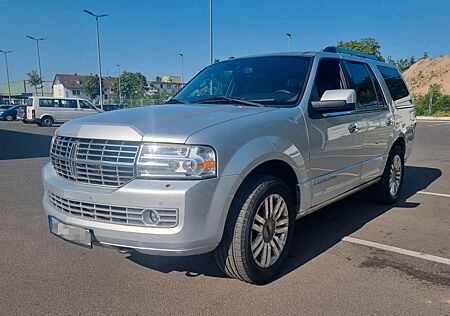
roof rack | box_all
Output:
[323,46,381,61]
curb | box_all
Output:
[417,116,450,121]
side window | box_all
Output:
[367,66,386,106]
[80,100,92,109]
[39,99,54,107]
[60,99,77,108]
[311,58,345,101]
[377,66,409,101]
[345,61,377,107]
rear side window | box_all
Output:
[377,66,409,101]
[39,99,54,107]
[60,100,77,108]
[345,61,377,107]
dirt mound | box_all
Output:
[403,56,450,95]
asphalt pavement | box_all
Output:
[0,120,449,315]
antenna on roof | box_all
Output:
[323,46,381,61]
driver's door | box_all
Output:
[78,100,98,118]
[306,58,363,206]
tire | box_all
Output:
[215,175,295,284]
[371,145,404,204]
[40,116,54,127]
[6,115,13,121]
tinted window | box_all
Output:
[346,61,377,107]
[0,105,12,109]
[312,58,345,101]
[367,66,386,106]
[60,99,77,108]
[377,66,409,101]
[39,99,54,107]
[175,56,311,107]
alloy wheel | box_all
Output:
[389,155,402,197]
[251,194,289,268]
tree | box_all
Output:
[155,76,162,82]
[420,51,429,60]
[111,71,147,104]
[27,70,42,94]
[337,38,383,60]
[81,75,102,100]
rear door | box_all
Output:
[344,60,393,182]
[307,58,364,206]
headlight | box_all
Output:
[136,143,217,179]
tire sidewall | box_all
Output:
[242,177,295,283]
[41,116,53,127]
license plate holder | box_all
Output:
[48,216,92,248]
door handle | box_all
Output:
[385,117,394,126]
[348,123,359,133]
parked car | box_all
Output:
[102,104,126,111]
[24,97,101,127]
[0,105,21,121]
[42,47,416,284]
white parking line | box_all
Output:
[342,236,450,266]
[417,191,450,198]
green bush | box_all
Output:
[413,84,450,116]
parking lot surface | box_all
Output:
[0,121,449,315]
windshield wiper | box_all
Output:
[194,96,264,107]
[166,98,189,104]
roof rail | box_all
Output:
[323,46,381,61]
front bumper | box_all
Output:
[42,162,240,256]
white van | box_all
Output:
[24,97,101,127]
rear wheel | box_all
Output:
[371,145,404,204]
[40,116,54,127]
[215,175,295,284]
[6,115,13,121]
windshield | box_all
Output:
[0,105,12,110]
[174,56,311,107]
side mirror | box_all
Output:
[311,89,356,113]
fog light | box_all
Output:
[143,210,160,224]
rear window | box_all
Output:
[377,66,409,101]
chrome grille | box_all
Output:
[51,136,140,187]
[47,191,178,227]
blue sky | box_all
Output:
[1,0,449,83]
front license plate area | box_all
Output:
[48,216,92,248]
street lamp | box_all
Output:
[116,64,122,105]
[0,50,13,104]
[84,9,108,110]
[210,0,213,64]
[178,53,184,85]
[286,33,292,52]
[26,36,46,96]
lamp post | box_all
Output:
[286,33,292,52]
[116,64,122,105]
[26,36,46,96]
[0,50,12,104]
[210,0,213,64]
[84,9,108,110]
[178,53,184,85]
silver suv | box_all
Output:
[42,47,416,284]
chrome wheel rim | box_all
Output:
[251,194,289,268]
[389,155,402,197]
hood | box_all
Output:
[56,103,276,143]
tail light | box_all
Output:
[32,109,35,119]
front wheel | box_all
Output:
[215,175,295,284]
[371,145,404,204]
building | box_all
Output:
[0,80,52,104]
[147,75,183,95]
[52,74,115,103]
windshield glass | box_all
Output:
[175,56,311,107]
